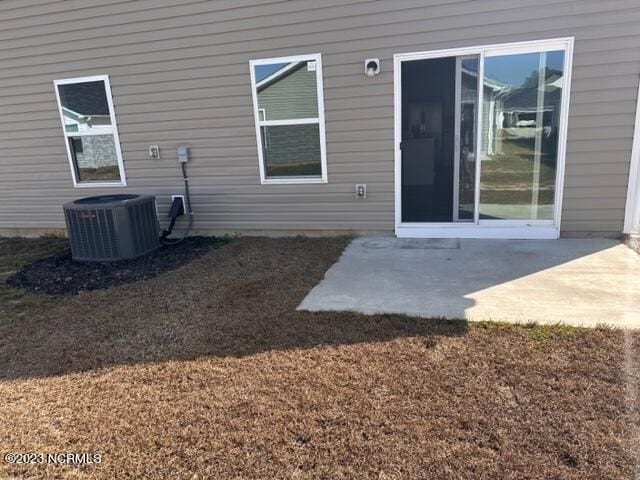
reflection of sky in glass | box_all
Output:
[255,63,288,82]
[485,50,564,87]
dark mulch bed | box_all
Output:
[6,236,228,295]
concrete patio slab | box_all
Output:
[298,237,640,329]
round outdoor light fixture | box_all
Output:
[364,58,380,77]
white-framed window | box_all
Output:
[53,75,126,187]
[249,53,328,184]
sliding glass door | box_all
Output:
[395,38,572,238]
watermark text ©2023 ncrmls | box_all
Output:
[4,452,101,465]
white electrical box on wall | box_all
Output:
[177,146,190,163]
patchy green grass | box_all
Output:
[474,320,584,350]
[475,320,581,337]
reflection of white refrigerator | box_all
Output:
[402,138,436,186]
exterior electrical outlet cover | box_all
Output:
[63,194,160,261]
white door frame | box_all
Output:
[393,37,574,239]
[452,55,479,223]
[623,77,640,235]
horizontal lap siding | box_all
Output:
[0,0,638,234]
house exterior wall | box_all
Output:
[0,0,639,236]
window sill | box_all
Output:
[74,180,127,188]
[261,177,327,185]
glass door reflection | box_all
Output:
[453,56,479,221]
[479,50,565,220]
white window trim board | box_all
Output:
[393,37,574,239]
[623,77,640,234]
[249,53,328,185]
[53,74,127,188]
[260,118,320,127]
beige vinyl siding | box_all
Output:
[0,0,639,234]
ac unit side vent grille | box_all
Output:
[128,202,158,255]
[65,208,119,260]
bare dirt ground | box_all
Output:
[0,236,638,479]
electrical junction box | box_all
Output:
[177,146,190,162]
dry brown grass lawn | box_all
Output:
[0,236,638,479]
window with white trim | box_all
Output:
[249,54,327,184]
[54,75,126,187]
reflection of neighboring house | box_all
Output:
[68,133,117,172]
[60,81,112,132]
[458,68,506,157]
[62,106,110,131]
[484,70,564,155]
[500,71,563,133]
[256,61,320,170]
[59,86,116,170]
[256,61,318,121]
